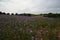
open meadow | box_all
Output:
[0,15,60,40]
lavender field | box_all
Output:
[0,15,60,40]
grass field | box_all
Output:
[0,15,60,40]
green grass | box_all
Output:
[0,16,60,40]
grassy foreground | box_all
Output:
[0,15,60,40]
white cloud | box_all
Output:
[0,0,60,14]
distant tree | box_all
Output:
[15,13,18,15]
[27,14,31,16]
[48,12,52,14]
[11,13,14,15]
[0,11,2,14]
[7,13,10,15]
[0,11,6,15]
[48,12,53,17]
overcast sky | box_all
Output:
[0,0,60,14]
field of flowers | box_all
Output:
[0,15,60,40]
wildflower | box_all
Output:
[57,34,60,39]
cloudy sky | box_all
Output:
[0,0,60,14]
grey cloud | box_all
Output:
[0,0,60,13]
[37,0,60,13]
[46,0,60,8]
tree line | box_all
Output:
[43,13,60,18]
[0,11,60,17]
[0,11,32,16]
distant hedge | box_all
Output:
[43,13,60,18]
